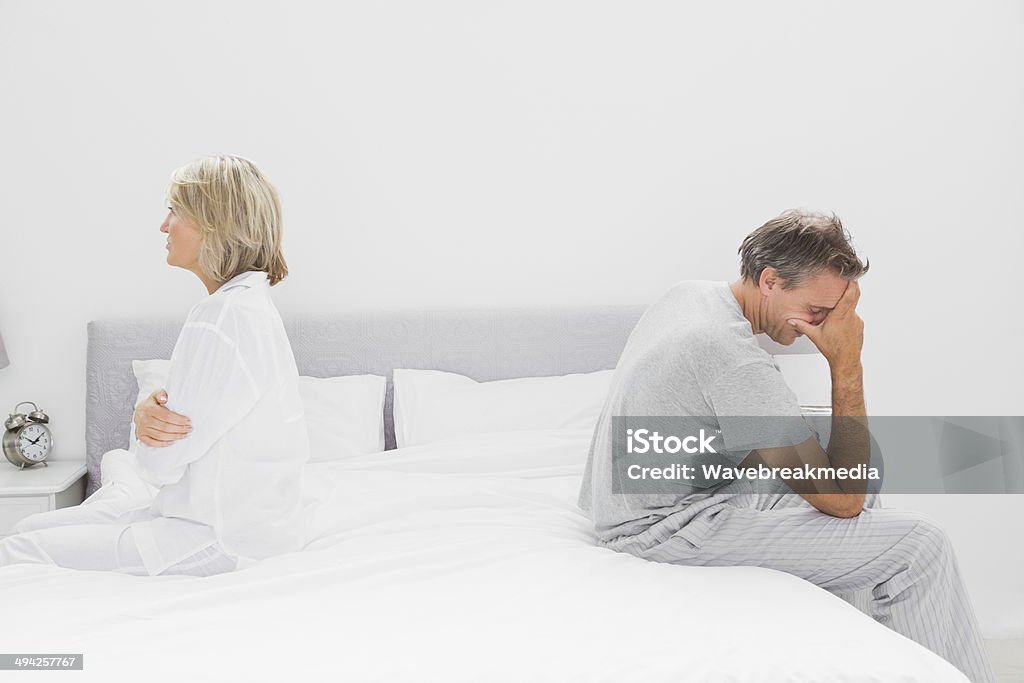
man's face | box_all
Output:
[760,268,851,345]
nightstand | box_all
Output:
[0,461,88,537]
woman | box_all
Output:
[0,155,309,577]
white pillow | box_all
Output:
[128,359,386,461]
[300,374,386,460]
[392,368,614,447]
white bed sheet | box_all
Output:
[2,429,968,682]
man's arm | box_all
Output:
[746,280,869,518]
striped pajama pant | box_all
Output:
[628,490,996,683]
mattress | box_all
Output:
[1,429,968,682]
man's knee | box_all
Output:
[887,509,954,561]
[912,513,953,556]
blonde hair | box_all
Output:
[166,155,288,286]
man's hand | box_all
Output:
[784,279,868,518]
[134,389,192,448]
[788,280,864,371]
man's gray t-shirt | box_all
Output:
[578,280,813,546]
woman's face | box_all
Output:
[160,205,203,272]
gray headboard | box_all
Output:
[85,306,647,497]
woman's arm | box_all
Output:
[135,310,269,487]
[134,389,192,447]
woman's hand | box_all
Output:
[134,389,192,448]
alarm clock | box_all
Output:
[3,401,53,468]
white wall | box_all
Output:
[1,0,1021,635]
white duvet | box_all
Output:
[2,429,968,682]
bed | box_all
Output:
[1,308,969,682]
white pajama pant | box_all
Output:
[0,484,236,578]
[631,491,996,683]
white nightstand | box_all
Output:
[0,461,88,537]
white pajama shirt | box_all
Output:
[129,269,310,575]
[1,271,309,576]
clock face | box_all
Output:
[17,423,52,462]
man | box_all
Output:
[578,209,995,683]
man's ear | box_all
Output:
[758,267,779,296]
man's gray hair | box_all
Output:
[739,209,869,288]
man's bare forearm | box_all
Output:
[826,361,870,495]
